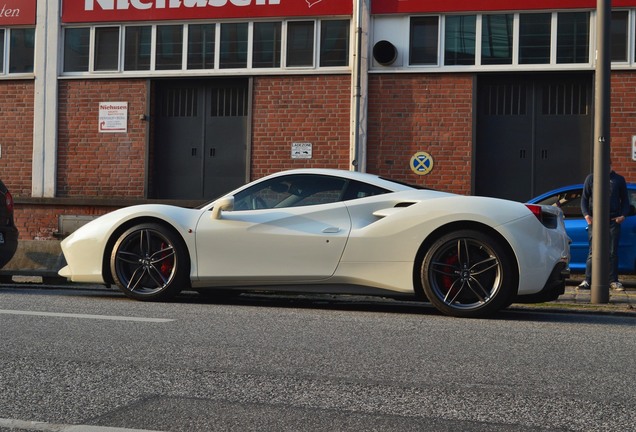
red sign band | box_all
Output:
[62,0,353,23]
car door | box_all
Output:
[194,174,352,282]
[618,187,636,273]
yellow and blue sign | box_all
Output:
[410,151,434,175]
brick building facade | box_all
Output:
[0,0,635,241]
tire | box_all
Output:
[420,229,515,318]
[110,223,189,301]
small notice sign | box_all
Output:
[292,142,312,159]
[98,102,128,133]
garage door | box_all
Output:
[475,73,592,202]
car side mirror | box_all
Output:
[211,196,234,220]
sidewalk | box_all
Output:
[512,278,636,316]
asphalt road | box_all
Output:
[0,285,635,432]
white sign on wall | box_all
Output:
[292,142,312,159]
[98,102,128,133]
[632,136,636,161]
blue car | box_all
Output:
[529,184,636,274]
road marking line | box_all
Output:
[0,418,165,432]
[0,309,174,323]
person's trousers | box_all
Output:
[585,220,621,283]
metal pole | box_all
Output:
[591,0,611,303]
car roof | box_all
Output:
[528,182,636,203]
[253,168,418,192]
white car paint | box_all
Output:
[59,168,570,318]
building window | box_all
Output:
[611,11,629,62]
[253,22,281,68]
[220,23,248,69]
[409,16,439,66]
[94,27,120,71]
[557,12,590,64]
[63,28,90,72]
[0,30,4,74]
[481,14,513,65]
[444,15,476,66]
[124,26,151,71]
[156,25,183,70]
[519,13,551,64]
[9,28,35,74]
[287,21,315,67]
[320,20,349,67]
[61,19,349,76]
[187,24,215,70]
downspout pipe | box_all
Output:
[351,0,369,172]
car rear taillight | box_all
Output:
[5,190,14,214]
[526,204,558,229]
[526,204,542,222]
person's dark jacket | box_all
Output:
[581,170,630,219]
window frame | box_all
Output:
[378,9,636,72]
[0,27,36,77]
[61,18,351,77]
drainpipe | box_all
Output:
[351,0,369,172]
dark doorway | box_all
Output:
[475,73,592,201]
[152,79,249,200]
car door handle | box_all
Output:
[322,227,341,233]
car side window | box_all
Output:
[233,175,348,210]
[342,180,389,200]
[537,190,583,218]
[629,190,636,216]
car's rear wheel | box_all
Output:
[110,223,188,301]
[420,229,515,318]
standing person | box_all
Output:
[578,162,630,291]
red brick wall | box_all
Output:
[57,80,148,198]
[0,80,34,197]
[251,75,352,179]
[14,205,117,241]
[611,71,636,184]
[367,74,474,195]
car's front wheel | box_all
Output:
[420,229,516,318]
[110,223,189,301]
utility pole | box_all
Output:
[591,0,611,303]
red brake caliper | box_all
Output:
[159,242,173,276]
[441,254,459,296]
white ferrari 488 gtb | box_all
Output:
[59,169,570,318]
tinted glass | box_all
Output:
[234,175,347,210]
[188,24,215,69]
[253,22,281,68]
[94,27,120,71]
[64,28,90,72]
[156,25,183,70]
[611,11,628,62]
[124,26,151,71]
[519,13,551,64]
[557,12,589,64]
[481,14,513,65]
[444,15,476,65]
[0,29,5,73]
[536,190,583,218]
[220,23,248,69]
[320,20,349,67]
[287,21,314,67]
[409,16,438,65]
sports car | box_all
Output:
[59,169,570,318]
[529,183,636,274]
